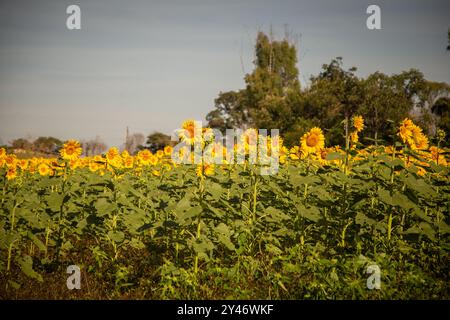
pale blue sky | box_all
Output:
[0,0,449,147]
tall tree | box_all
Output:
[206,31,301,132]
[359,72,411,143]
[145,132,172,153]
[305,57,363,146]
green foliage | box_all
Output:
[0,151,448,299]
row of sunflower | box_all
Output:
[1,117,448,181]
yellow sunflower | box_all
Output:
[18,159,28,170]
[149,155,159,166]
[352,115,364,133]
[38,163,51,176]
[178,119,200,144]
[60,140,82,160]
[350,131,359,146]
[6,167,17,180]
[301,127,325,155]
[409,125,428,150]
[196,163,214,178]
[137,149,152,165]
[398,118,414,144]
[123,156,134,169]
[164,145,173,156]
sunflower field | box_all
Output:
[0,117,449,299]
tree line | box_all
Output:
[206,32,450,147]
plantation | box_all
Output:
[0,118,449,299]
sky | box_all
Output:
[0,0,449,147]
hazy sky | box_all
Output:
[0,0,449,147]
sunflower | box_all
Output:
[178,119,200,144]
[398,118,414,144]
[60,140,82,160]
[409,125,428,150]
[350,131,359,146]
[156,150,164,158]
[196,163,214,178]
[69,159,81,170]
[123,156,134,169]
[106,147,119,162]
[137,149,152,165]
[4,155,17,168]
[352,115,364,133]
[18,159,28,170]
[38,163,51,176]
[289,146,306,160]
[301,127,325,155]
[6,167,17,180]
[429,146,446,165]
[0,148,6,158]
[149,155,159,166]
[164,145,173,156]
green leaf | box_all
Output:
[129,238,146,250]
[355,212,376,226]
[264,206,291,222]
[297,205,321,222]
[26,232,46,251]
[95,198,117,216]
[108,230,125,243]
[290,175,320,187]
[17,255,43,282]
[46,193,65,212]
[214,223,235,251]
[177,206,202,224]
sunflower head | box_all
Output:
[196,163,214,178]
[137,149,152,165]
[60,140,82,160]
[18,159,28,170]
[301,127,325,155]
[178,120,200,144]
[6,167,17,180]
[350,131,359,145]
[149,155,159,166]
[398,118,415,144]
[38,163,51,176]
[398,119,428,150]
[352,115,364,132]
[164,145,173,156]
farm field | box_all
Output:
[0,119,449,299]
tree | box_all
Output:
[81,136,107,156]
[305,57,364,146]
[145,132,172,153]
[33,137,62,155]
[431,97,450,145]
[11,138,32,150]
[359,72,411,144]
[206,31,301,133]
